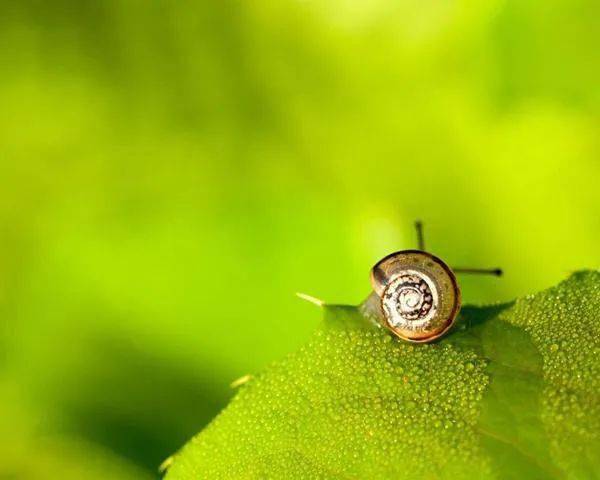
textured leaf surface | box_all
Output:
[166,272,600,479]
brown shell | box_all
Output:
[370,250,461,343]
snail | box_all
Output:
[367,222,501,343]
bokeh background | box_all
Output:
[0,0,598,478]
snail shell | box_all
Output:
[370,250,461,343]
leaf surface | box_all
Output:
[166,271,600,479]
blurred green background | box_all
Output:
[0,0,598,478]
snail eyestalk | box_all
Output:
[452,267,503,276]
[415,220,425,251]
[372,223,502,343]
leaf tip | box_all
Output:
[230,374,253,389]
[296,292,325,307]
[158,455,174,474]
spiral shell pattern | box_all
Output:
[382,270,438,329]
[370,250,461,342]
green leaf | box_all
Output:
[165,271,600,479]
